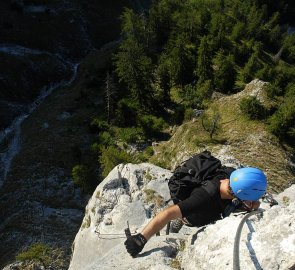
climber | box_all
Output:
[124,167,267,257]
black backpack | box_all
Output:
[168,150,234,203]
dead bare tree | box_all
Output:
[272,46,284,63]
[105,72,115,124]
[201,113,221,139]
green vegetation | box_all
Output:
[81,215,91,229]
[268,83,295,141]
[201,109,221,139]
[16,243,50,266]
[169,239,186,269]
[282,196,290,206]
[72,164,97,193]
[144,189,164,206]
[239,96,266,120]
[16,243,65,269]
[99,146,135,177]
[73,0,295,193]
[170,258,182,269]
[111,0,295,143]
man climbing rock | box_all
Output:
[124,151,267,258]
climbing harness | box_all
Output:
[224,198,241,217]
[262,192,278,207]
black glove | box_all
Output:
[124,233,147,257]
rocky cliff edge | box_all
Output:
[69,162,295,270]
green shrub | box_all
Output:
[90,118,109,133]
[16,243,51,267]
[170,105,185,125]
[239,96,266,119]
[98,131,114,146]
[138,114,167,139]
[183,107,194,121]
[72,164,97,192]
[196,80,213,106]
[237,51,263,83]
[114,98,139,127]
[272,65,295,89]
[91,143,101,154]
[182,81,212,108]
[265,83,282,98]
[99,146,134,177]
[268,97,295,140]
[115,127,144,143]
[137,146,155,162]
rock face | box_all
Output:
[0,1,152,267]
[69,163,295,270]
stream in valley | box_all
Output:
[0,44,79,187]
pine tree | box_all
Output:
[114,38,154,109]
[197,36,213,83]
[148,0,183,48]
[167,34,195,87]
[121,8,146,46]
[238,50,261,83]
[213,51,236,93]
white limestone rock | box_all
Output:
[69,163,295,270]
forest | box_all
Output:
[72,0,295,192]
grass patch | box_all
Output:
[144,169,153,182]
[81,215,91,229]
[96,191,101,198]
[170,258,182,269]
[283,196,290,206]
[179,239,186,252]
[144,189,164,207]
[16,243,66,269]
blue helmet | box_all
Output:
[229,167,267,201]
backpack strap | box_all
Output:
[223,198,241,217]
[201,180,216,197]
[202,181,241,218]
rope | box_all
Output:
[233,209,263,270]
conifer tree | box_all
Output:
[238,50,262,83]
[148,0,183,48]
[167,34,195,88]
[197,36,213,83]
[114,38,154,110]
[121,8,147,46]
[213,51,236,93]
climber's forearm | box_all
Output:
[141,205,182,241]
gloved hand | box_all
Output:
[124,233,147,257]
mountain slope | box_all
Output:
[150,79,295,193]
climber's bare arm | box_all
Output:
[141,205,182,241]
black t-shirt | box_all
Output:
[177,177,232,227]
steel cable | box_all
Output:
[233,209,263,270]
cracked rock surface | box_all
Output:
[69,163,295,270]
